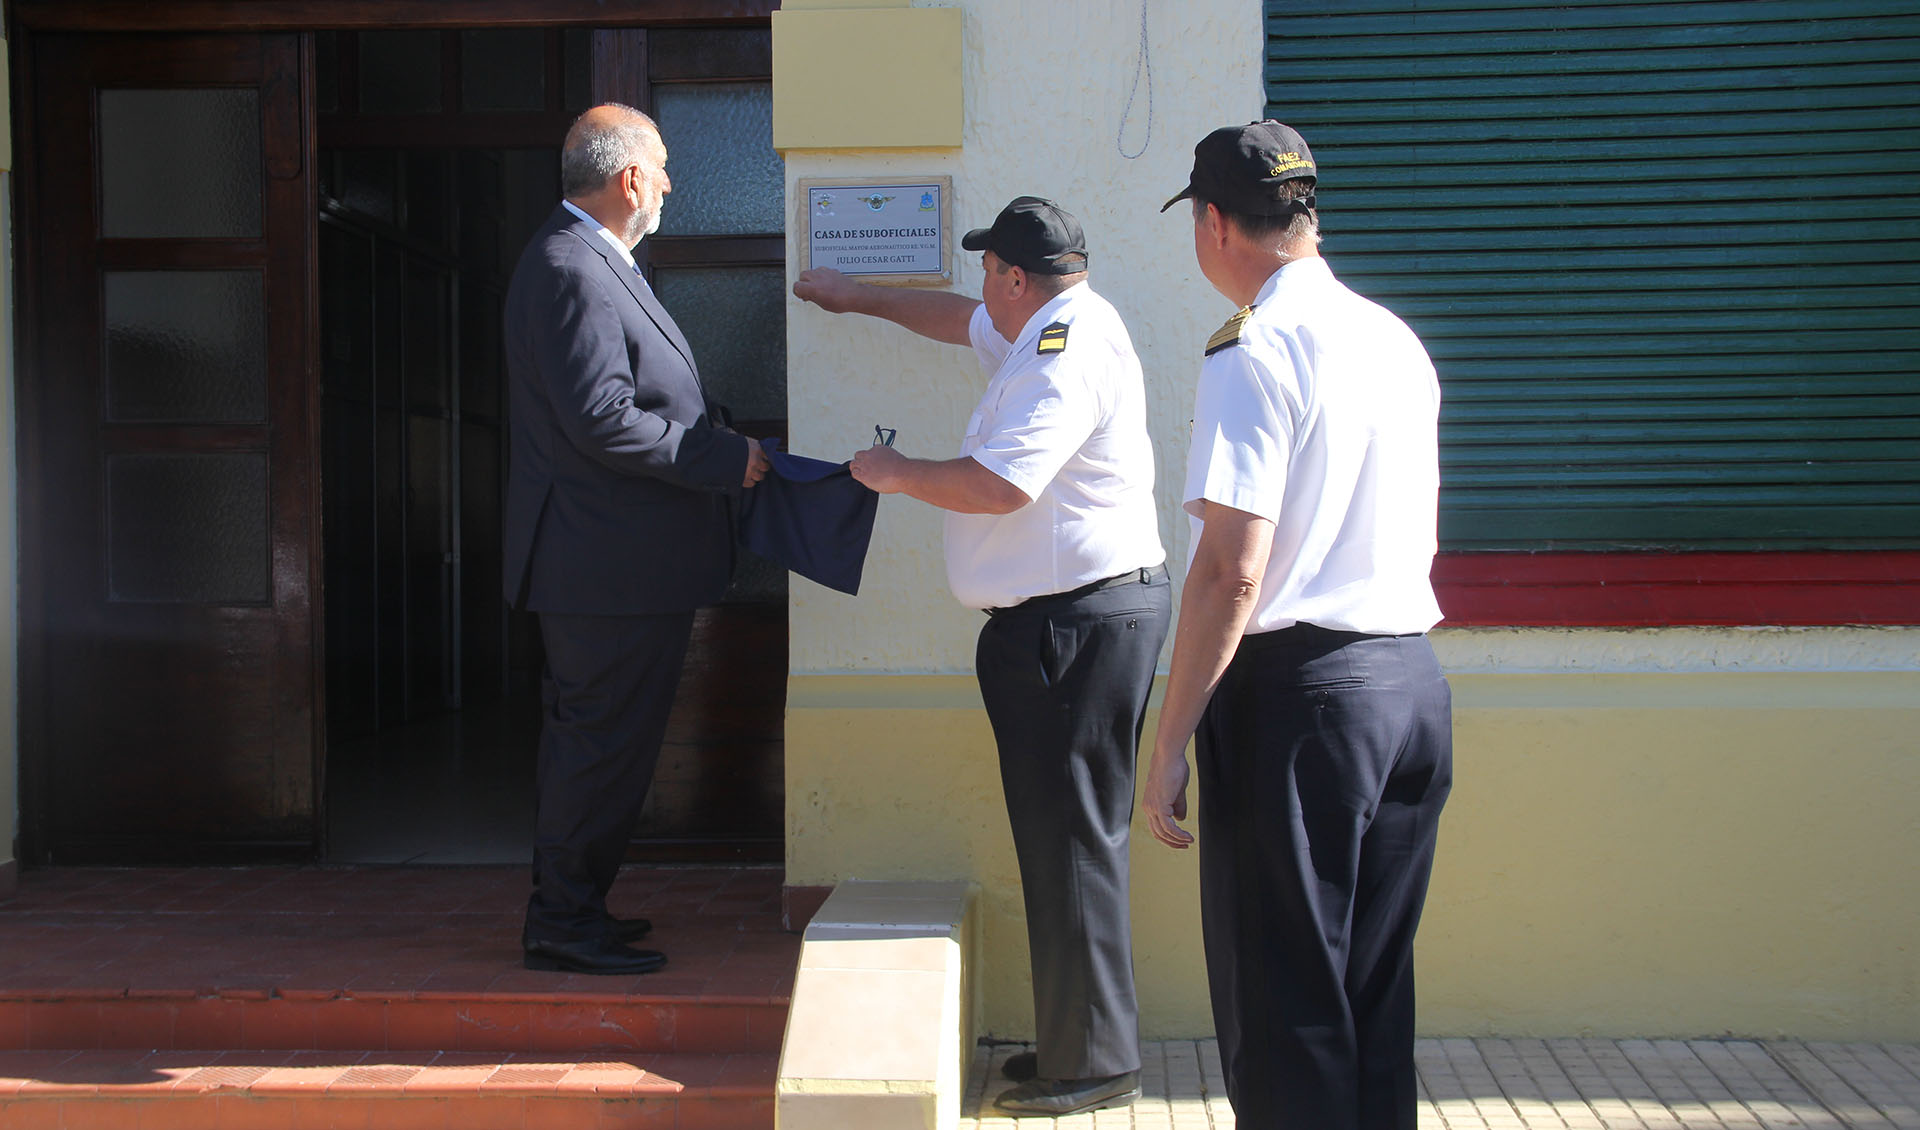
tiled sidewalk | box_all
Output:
[961,1038,1920,1128]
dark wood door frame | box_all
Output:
[7,3,783,864]
[13,31,321,862]
[9,1,779,32]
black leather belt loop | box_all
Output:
[985,565,1166,616]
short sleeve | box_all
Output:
[1183,346,1299,522]
[968,303,1013,371]
[968,356,1100,503]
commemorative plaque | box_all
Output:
[798,176,953,285]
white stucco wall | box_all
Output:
[784,0,1266,673]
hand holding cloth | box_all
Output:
[737,440,879,596]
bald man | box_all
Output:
[503,104,769,975]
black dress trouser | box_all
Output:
[525,610,696,944]
[975,568,1172,1081]
[1196,625,1452,1130]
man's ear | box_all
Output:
[1203,203,1231,251]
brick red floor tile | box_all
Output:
[0,1052,82,1098]
[630,1054,721,1089]
[207,1094,299,1130]
[453,1002,534,1053]
[327,1063,423,1093]
[668,1095,774,1130]
[0,1098,64,1129]
[170,998,248,1049]
[661,1006,748,1054]
[138,1096,232,1130]
[25,1001,103,1050]
[291,1095,375,1129]
[241,1001,319,1050]
[46,1099,148,1129]
[382,1002,458,1051]
[100,1000,181,1050]
[175,1061,279,1093]
[712,1054,777,1093]
[402,1059,502,1095]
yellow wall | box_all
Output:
[788,657,1920,1042]
[775,0,1920,1043]
[1423,668,1918,1039]
[772,7,962,150]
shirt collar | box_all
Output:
[561,199,640,273]
[1254,255,1332,306]
[1009,280,1089,351]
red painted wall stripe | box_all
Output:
[1433,552,1920,627]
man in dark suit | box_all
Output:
[503,103,769,976]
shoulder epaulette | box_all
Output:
[1036,321,1070,355]
[1205,306,1255,356]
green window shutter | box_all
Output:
[1263,0,1920,549]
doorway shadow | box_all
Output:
[326,693,540,864]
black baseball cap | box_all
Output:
[1160,120,1317,216]
[961,196,1089,275]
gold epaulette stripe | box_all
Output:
[1036,321,1070,355]
[1205,306,1254,356]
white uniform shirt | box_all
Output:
[945,283,1166,610]
[1183,257,1444,635]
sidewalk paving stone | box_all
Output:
[959,1039,1920,1129]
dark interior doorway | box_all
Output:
[317,143,553,862]
[314,27,788,864]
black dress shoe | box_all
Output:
[994,1071,1140,1117]
[604,915,653,943]
[1000,1051,1037,1082]
[524,936,667,975]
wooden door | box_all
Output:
[19,33,318,861]
[596,28,788,861]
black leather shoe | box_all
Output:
[604,915,653,943]
[994,1071,1140,1117]
[523,936,667,975]
[1001,1051,1037,1082]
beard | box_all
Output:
[625,203,662,246]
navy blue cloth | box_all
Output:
[738,440,878,596]
[1197,626,1452,1130]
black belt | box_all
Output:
[985,565,1166,616]
[1239,621,1423,650]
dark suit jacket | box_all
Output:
[502,204,747,614]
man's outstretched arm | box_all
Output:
[849,445,1028,515]
[793,267,978,347]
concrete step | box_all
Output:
[0,1048,777,1129]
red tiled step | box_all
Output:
[0,1048,777,1129]
[0,990,787,1055]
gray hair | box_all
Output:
[560,105,660,198]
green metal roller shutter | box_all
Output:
[1262,0,1920,550]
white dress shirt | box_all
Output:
[945,283,1165,610]
[1184,257,1444,635]
[561,199,640,272]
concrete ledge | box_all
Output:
[777,879,978,1130]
